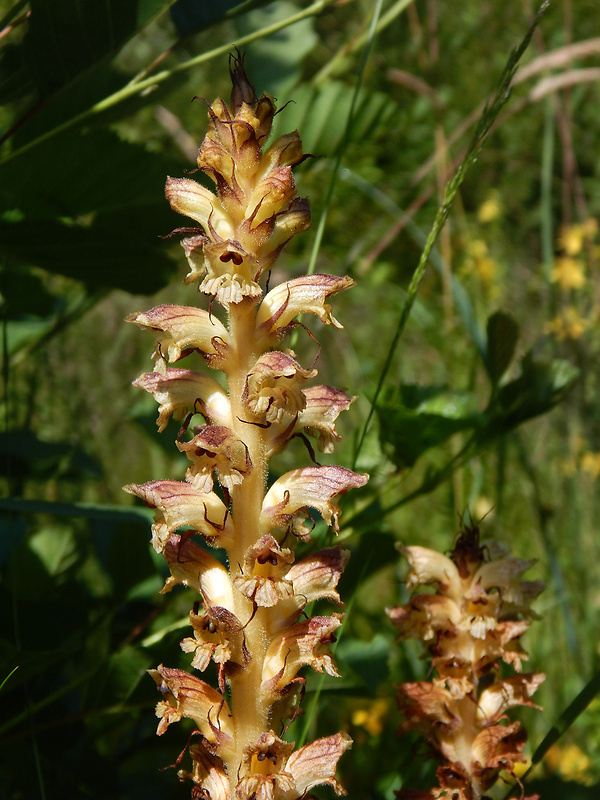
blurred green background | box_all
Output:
[1,1,600,798]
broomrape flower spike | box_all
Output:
[125,53,366,799]
[387,522,545,800]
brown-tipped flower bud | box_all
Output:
[165,58,311,306]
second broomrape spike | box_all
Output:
[388,523,545,800]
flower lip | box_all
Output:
[261,466,369,537]
[256,274,356,340]
[233,535,295,608]
[177,424,251,492]
[124,479,234,552]
[149,664,234,750]
[126,304,230,365]
[244,351,317,424]
[133,369,232,432]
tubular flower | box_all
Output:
[244,351,317,424]
[387,524,544,800]
[125,54,364,799]
[126,305,229,368]
[134,369,232,432]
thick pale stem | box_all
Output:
[222,296,271,787]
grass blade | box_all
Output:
[353,1,550,467]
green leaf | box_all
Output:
[0,125,182,291]
[0,264,59,318]
[0,429,101,481]
[0,39,31,105]
[0,211,176,293]
[0,318,51,355]
[0,639,77,689]
[84,646,150,711]
[336,634,390,692]
[0,496,153,524]
[0,127,175,218]
[485,310,519,385]
[236,1,318,96]
[515,668,600,795]
[271,80,400,156]
[0,665,18,694]
[377,385,481,468]
[170,0,265,36]
[21,0,166,97]
[26,526,80,579]
[483,353,579,438]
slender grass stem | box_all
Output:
[352,1,550,469]
[305,0,385,279]
[541,95,556,285]
[313,0,415,85]
[503,668,600,798]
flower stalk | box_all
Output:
[387,523,545,800]
[125,54,366,799]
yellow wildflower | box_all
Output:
[545,307,587,341]
[477,192,502,224]
[463,239,498,289]
[581,451,600,480]
[557,219,598,256]
[546,743,594,785]
[551,256,585,291]
[351,698,391,736]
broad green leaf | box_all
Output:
[84,646,150,711]
[236,1,318,96]
[21,0,172,97]
[0,638,77,689]
[0,318,50,355]
[27,526,80,578]
[0,127,176,218]
[483,353,579,438]
[0,264,58,318]
[336,634,390,691]
[0,40,30,105]
[6,526,82,602]
[0,430,101,480]
[138,0,176,28]
[340,530,399,588]
[485,310,519,385]
[0,211,176,293]
[170,0,269,35]
[108,521,157,601]
[377,385,481,468]
[0,126,182,291]
[0,2,28,31]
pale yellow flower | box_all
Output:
[581,451,600,480]
[546,743,594,785]
[477,192,502,224]
[557,219,598,256]
[351,698,391,736]
[545,307,588,341]
[463,239,498,288]
[551,256,585,291]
